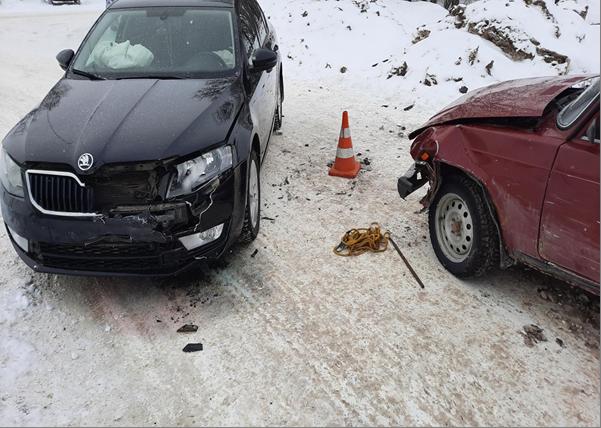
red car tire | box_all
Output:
[428,174,500,278]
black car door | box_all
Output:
[238,0,277,157]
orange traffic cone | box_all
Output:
[329,111,361,179]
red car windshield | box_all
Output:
[557,77,600,129]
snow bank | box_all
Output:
[0,0,104,15]
[258,0,599,107]
[455,0,600,74]
[0,0,598,109]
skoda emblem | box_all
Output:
[78,153,94,171]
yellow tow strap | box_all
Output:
[333,223,390,257]
[333,223,426,289]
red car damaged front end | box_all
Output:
[398,74,594,205]
[398,75,600,293]
[397,127,440,204]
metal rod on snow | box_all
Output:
[389,236,425,289]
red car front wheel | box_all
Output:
[429,174,500,278]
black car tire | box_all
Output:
[428,174,499,278]
[273,94,283,131]
[239,150,261,243]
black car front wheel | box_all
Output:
[273,94,283,131]
[274,72,283,131]
[239,151,261,243]
[428,174,499,277]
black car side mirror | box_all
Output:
[56,49,75,71]
[586,119,599,144]
[251,48,278,73]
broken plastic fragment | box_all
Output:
[177,324,199,333]
[183,343,203,353]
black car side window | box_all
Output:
[247,0,268,44]
[239,0,261,60]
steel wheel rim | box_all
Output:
[249,159,259,228]
[435,193,474,263]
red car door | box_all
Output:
[539,112,600,284]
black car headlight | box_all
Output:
[0,148,24,197]
[167,146,233,198]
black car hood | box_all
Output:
[4,75,244,171]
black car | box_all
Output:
[0,0,284,276]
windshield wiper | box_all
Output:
[114,75,187,80]
[71,68,106,81]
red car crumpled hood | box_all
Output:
[409,74,594,139]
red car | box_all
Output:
[399,75,600,295]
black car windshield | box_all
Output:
[71,7,237,79]
[557,77,600,129]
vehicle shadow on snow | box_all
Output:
[30,244,271,332]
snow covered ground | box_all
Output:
[0,0,599,426]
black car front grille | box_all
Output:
[91,170,157,208]
[26,164,166,215]
[29,224,228,275]
[28,172,94,214]
[37,241,192,274]
[40,242,160,258]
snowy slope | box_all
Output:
[456,0,599,74]
[0,0,104,14]
[1,0,598,110]
[257,0,599,107]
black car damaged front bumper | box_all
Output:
[1,164,246,277]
